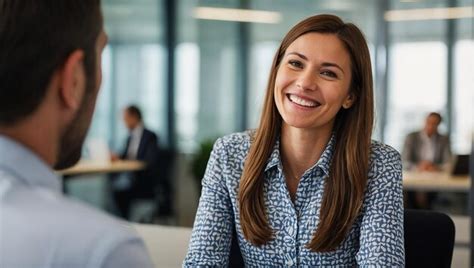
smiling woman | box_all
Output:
[184,14,404,267]
[275,33,353,133]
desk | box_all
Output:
[58,160,146,176]
[403,171,470,192]
[133,224,192,268]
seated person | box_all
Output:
[402,112,452,172]
[402,112,452,209]
[184,14,404,267]
[0,1,152,267]
[111,105,161,219]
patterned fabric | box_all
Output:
[184,131,405,267]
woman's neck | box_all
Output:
[280,124,332,177]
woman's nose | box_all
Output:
[295,70,317,91]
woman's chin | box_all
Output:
[282,118,316,130]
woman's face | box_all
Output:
[274,32,353,132]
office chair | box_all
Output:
[154,147,175,216]
[134,147,176,223]
[404,209,455,268]
[229,209,456,267]
[229,228,244,267]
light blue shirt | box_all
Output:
[0,135,154,268]
[184,131,405,267]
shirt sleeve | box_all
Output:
[356,146,405,267]
[183,138,234,267]
[102,238,154,268]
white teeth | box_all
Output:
[288,94,319,107]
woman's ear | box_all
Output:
[342,92,356,109]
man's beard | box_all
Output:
[54,84,97,170]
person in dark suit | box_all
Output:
[111,105,160,219]
[402,112,452,209]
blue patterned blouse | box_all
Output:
[184,131,405,267]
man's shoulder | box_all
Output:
[57,197,146,248]
[143,127,157,136]
[58,196,139,240]
[5,181,138,239]
[143,128,158,141]
[403,131,421,144]
[406,131,421,139]
[1,183,145,266]
[143,128,154,135]
[437,133,450,142]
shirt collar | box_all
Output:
[131,124,144,138]
[264,139,281,172]
[316,134,335,176]
[0,135,61,192]
[420,131,438,141]
[264,133,336,177]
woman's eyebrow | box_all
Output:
[286,52,308,60]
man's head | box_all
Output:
[424,112,442,137]
[123,105,143,131]
[0,1,107,169]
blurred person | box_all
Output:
[402,112,452,209]
[110,105,164,219]
[402,112,452,172]
[184,14,404,266]
[0,1,153,267]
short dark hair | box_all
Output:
[125,105,143,121]
[0,0,103,125]
[428,112,442,123]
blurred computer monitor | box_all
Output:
[452,154,470,176]
[86,138,111,164]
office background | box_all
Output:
[63,0,472,265]
[86,0,472,156]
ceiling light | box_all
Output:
[385,6,473,21]
[194,7,281,24]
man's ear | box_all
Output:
[342,92,356,109]
[57,50,86,110]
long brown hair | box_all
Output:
[238,14,374,252]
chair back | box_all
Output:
[229,228,244,267]
[404,209,455,268]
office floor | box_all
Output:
[452,216,470,267]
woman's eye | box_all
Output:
[321,70,337,78]
[288,60,303,69]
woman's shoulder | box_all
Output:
[370,140,401,161]
[215,131,253,152]
[363,141,403,208]
[213,131,253,162]
[369,140,402,174]
[208,132,253,187]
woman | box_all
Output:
[184,14,404,266]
